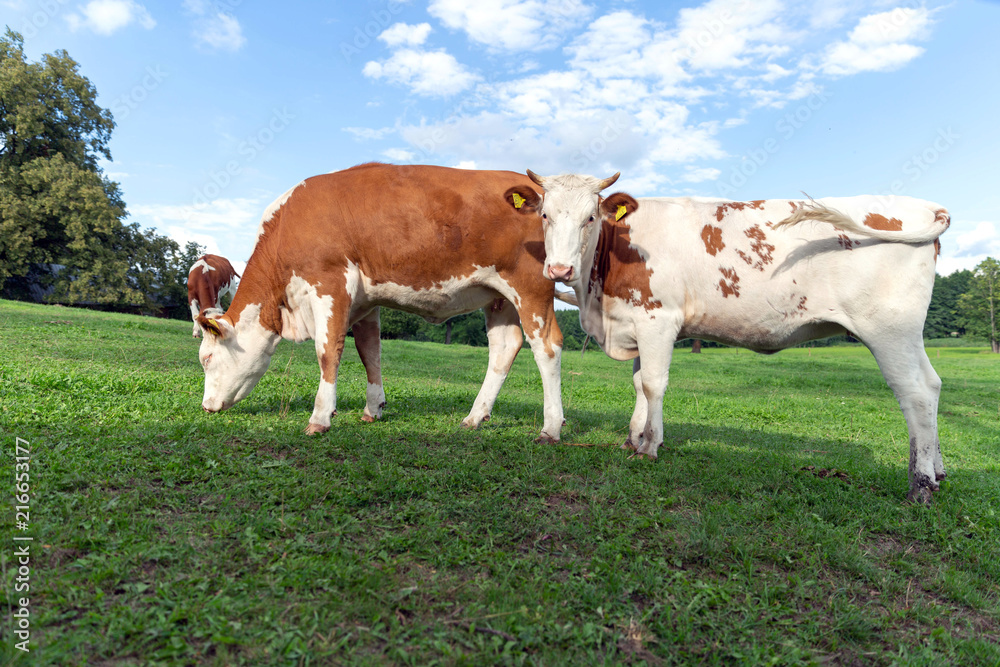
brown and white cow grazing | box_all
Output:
[507,170,950,502]
[188,254,240,337]
[195,163,564,441]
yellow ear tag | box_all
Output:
[207,318,221,335]
[512,193,525,209]
[615,204,627,221]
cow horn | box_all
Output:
[597,172,621,191]
[526,169,546,187]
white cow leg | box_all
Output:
[525,331,563,443]
[862,334,943,503]
[634,339,675,459]
[352,308,386,422]
[190,300,201,337]
[923,355,947,482]
[462,300,523,430]
[306,309,349,435]
[624,356,648,452]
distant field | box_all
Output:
[1,299,998,666]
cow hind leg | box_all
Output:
[306,306,350,435]
[352,308,386,422]
[623,356,648,452]
[861,334,943,503]
[462,300,523,430]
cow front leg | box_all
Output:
[462,299,524,429]
[190,300,202,337]
[352,308,386,422]
[306,307,350,435]
[520,302,564,443]
[633,338,675,459]
[623,356,648,452]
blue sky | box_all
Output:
[5,0,999,277]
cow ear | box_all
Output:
[504,186,542,214]
[197,314,228,338]
[601,192,639,222]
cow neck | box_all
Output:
[224,245,284,334]
[573,218,618,347]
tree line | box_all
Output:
[1,30,996,351]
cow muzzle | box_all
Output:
[547,264,575,282]
[202,399,230,413]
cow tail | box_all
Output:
[775,200,950,244]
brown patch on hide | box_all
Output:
[701,225,725,256]
[717,267,741,298]
[716,200,766,222]
[864,213,904,231]
[736,224,775,271]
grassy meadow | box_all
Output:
[1,298,998,666]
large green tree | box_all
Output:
[958,257,999,353]
[924,269,973,339]
[0,28,140,304]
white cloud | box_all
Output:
[183,0,246,52]
[428,0,594,52]
[363,48,479,97]
[379,22,432,47]
[452,160,477,169]
[343,126,396,141]
[66,0,155,35]
[819,7,931,76]
[193,13,246,52]
[681,166,721,183]
[132,198,263,232]
[675,0,786,72]
[351,1,943,198]
[937,221,1000,275]
[382,148,416,162]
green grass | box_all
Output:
[1,299,999,666]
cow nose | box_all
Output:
[548,264,574,281]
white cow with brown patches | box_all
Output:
[196,163,564,441]
[506,171,950,503]
[188,254,240,337]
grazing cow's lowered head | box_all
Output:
[504,170,635,284]
[196,307,280,412]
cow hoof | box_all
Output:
[361,414,375,423]
[936,470,948,481]
[627,453,654,461]
[621,439,638,453]
[461,416,486,430]
[535,434,559,445]
[305,423,329,435]
[906,486,934,505]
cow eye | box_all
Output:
[588,215,595,224]
[541,212,547,220]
